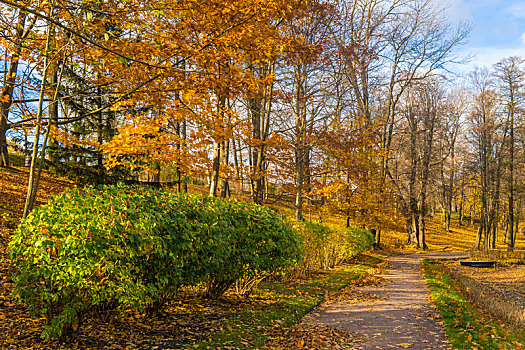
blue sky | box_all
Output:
[447,0,525,71]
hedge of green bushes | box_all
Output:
[8,185,300,340]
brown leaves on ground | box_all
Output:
[264,323,360,350]
[0,286,277,349]
[382,217,525,253]
[324,272,385,304]
[325,285,380,304]
[352,272,386,287]
[0,166,75,230]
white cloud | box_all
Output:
[461,46,525,71]
[505,3,525,19]
[521,32,525,45]
[446,0,472,22]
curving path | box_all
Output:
[305,252,469,350]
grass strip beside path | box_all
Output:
[196,252,384,349]
[422,260,524,350]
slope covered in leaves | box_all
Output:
[0,166,75,231]
[382,216,525,252]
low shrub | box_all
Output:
[9,185,299,340]
[292,221,374,274]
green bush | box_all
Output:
[9,185,299,340]
[166,195,301,298]
[203,200,301,297]
[292,221,373,274]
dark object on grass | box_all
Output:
[460,260,496,268]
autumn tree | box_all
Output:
[389,78,448,249]
[272,0,339,220]
[494,57,525,250]
[467,69,505,250]
[328,0,469,245]
[0,0,306,214]
[0,5,37,167]
[437,90,465,232]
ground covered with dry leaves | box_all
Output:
[448,262,525,308]
[382,216,525,252]
[264,264,391,350]
[264,324,359,350]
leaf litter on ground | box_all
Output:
[264,323,360,350]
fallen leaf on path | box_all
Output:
[265,323,359,350]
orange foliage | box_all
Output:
[316,122,403,231]
[88,0,306,175]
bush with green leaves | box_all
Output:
[292,221,374,274]
[9,185,299,340]
[202,199,301,297]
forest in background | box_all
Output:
[1,0,524,252]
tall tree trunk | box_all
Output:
[49,67,60,165]
[410,216,420,246]
[514,202,520,246]
[181,118,188,193]
[0,12,27,167]
[209,141,220,197]
[295,148,305,221]
[458,177,465,226]
[153,161,160,184]
[508,108,515,250]
[23,16,53,217]
[219,140,230,198]
[445,145,455,232]
[407,114,418,245]
[249,61,274,205]
[209,95,226,197]
[294,63,307,221]
[418,212,427,250]
[232,135,241,190]
[491,213,498,249]
[476,220,483,250]
[96,87,104,169]
[175,121,182,193]
[372,229,380,248]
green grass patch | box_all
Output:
[422,260,525,349]
[194,258,381,349]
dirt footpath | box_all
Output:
[305,252,468,350]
